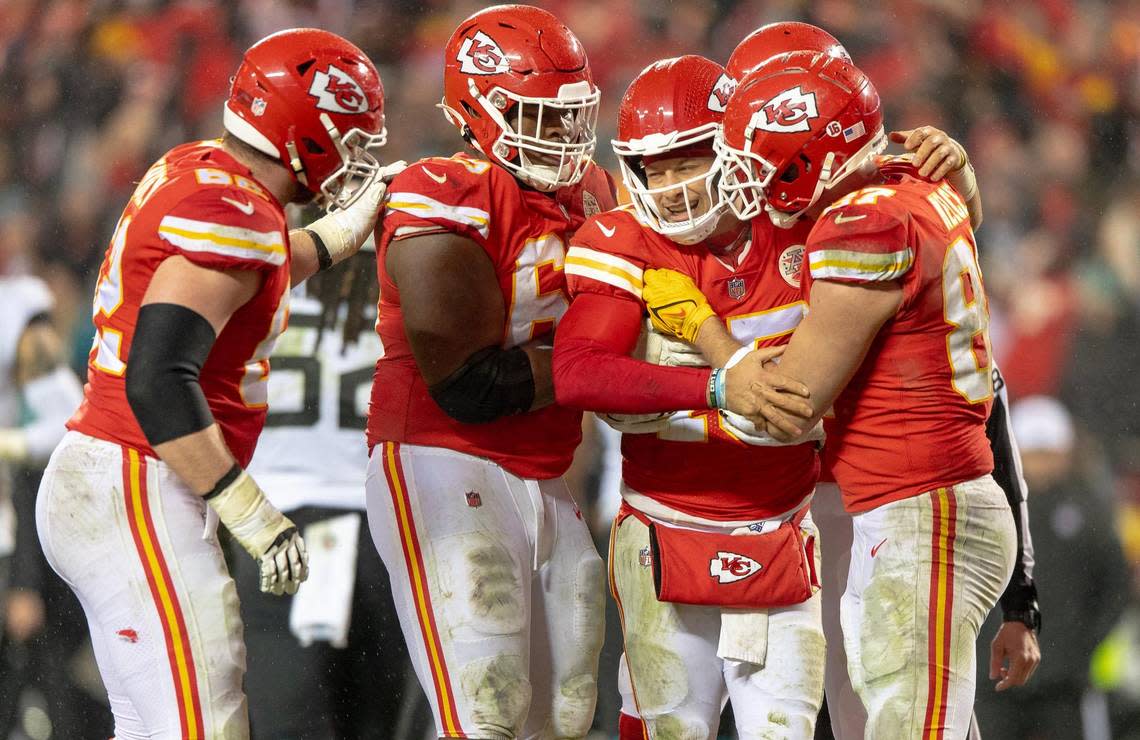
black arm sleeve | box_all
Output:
[987,365,1040,624]
[428,345,535,424]
[125,303,217,446]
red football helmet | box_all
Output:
[727,22,850,81]
[441,5,599,191]
[224,28,387,211]
[612,55,737,244]
[716,51,885,226]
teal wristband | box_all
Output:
[713,367,728,409]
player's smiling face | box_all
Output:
[644,156,717,222]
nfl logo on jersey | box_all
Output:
[638,546,653,567]
[465,491,483,508]
[727,277,746,300]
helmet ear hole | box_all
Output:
[303,138,326,155]
[779,154,813,183]
[295,59,316,76]
[461,100,481,119]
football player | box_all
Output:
[552,55,827,739]
[364,6,617,738]
[725,23,1039,740]
[650,53,1016,738]
[35,29,393,738]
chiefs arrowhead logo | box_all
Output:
[308,65,370,115]
[779,244,805,287]
[707,73,737,113]
[709,551,763,583]
[752,86,819,134]
[457,31,510,75]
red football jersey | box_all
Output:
[69,141,291,467]
[566,207,819,521]
[802,161,994,512]
[368,153,617,479]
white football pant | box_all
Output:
[36,431,248,739]
[840,476,1015,739]
[365,442,606,739]
[610,506,825,739]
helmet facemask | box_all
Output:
[476,80,599,191]
[715,129,776,222]
[615,123,728,244]
[292,113,388,212]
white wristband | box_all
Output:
[724,344,754,370]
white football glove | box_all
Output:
[207,470,308,595]
[719,410,826,446]
[305,160,408,266]
[643,323,707,367]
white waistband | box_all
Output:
[621,484,813,534]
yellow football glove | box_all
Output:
[642,268,717,343]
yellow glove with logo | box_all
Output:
[642,268,717,343]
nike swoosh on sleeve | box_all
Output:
[422,167,448,185]
[221,196,255,215]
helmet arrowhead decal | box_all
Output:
[707,73,737,113]
[308,65,370,115]
[457,31,510,75]
[753,86,819,133]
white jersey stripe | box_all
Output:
[564,262,642,299]
[566,247,644,283]
[809,247,914,282]
[158,215,285,265]
[386,192,490,239]
[727,302,807,343]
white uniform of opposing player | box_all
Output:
[249,294,375,514]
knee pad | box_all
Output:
[458,654,532,736]
[551,672,598,737]
[647,714,712,740]
[437,532,526,638]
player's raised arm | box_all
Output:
[286,163,400,285]
[890,126,982,228]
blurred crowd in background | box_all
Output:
[0,0,1137,738]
